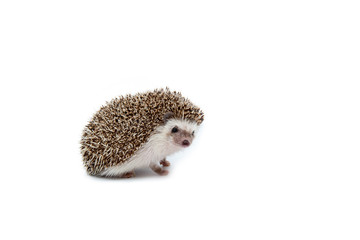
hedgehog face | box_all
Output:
[165,119,198,148]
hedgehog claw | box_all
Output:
[160,159,170,167]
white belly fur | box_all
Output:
[99,129,181,177]
[99,142,157,177]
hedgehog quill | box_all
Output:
[80,88,204,178]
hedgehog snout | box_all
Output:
[182,140,190,147]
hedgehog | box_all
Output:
[80,88,204,178]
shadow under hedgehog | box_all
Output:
[80,88,204,178]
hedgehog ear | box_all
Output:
[163,112,174,123]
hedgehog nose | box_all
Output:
[182,140,190,146]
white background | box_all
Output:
[0,1,359,239]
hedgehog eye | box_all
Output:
[192,131,195,136]
[171,127,178,133]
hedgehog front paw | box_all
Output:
[158,169,169,176]
[160,159,170,167]
[150,163,169,176]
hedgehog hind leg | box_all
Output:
[120,171,136,178]
[99,163,136,178]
